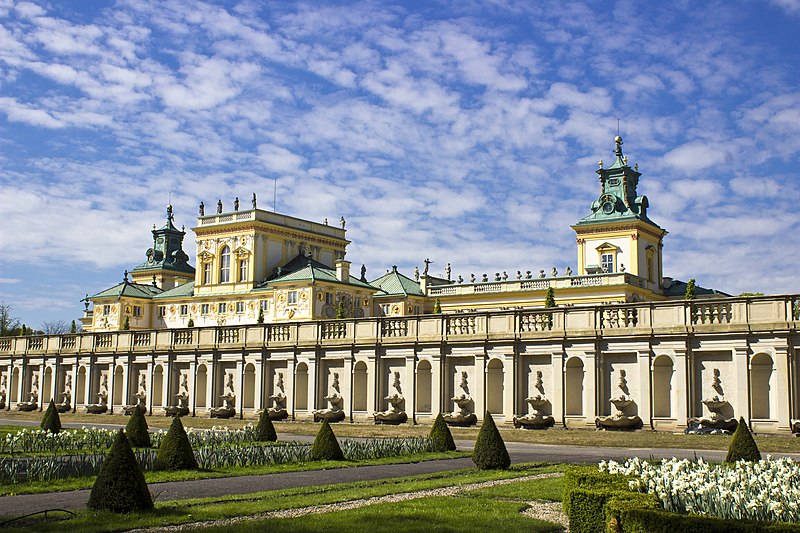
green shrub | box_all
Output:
[310,420,344,461]
[255,409,278,442]
[562,466,631,515]
[544,286,556,308]
[726,417,761,463]
[153,416,198,471]
[471,412,510,470]
[604,492,660,532]
[433,297,442,313]
[87,429,153,513]
[685,278,696,300]
[429,413,456,452]
[618,507,800,533]
[40,399,61,434]
[125,405,151,448]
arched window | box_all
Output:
[219,246,230,283]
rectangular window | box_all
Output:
[103,304,111,316]
[203,263,211,285]
[180,304,188,316]
[260,300,269,311]
[235,301,245,314]
[220,247,231,283]
[601,253,614,273]
[381,304,391,316]
[287,291,298,305]
[133,306,142,317]
[414,306,420,315]
[325,292,333,305]
[239,260,248,282]
[647,257,654,282]
[201,303,210,315]
[218,302,227,314]
[354,297,361,308]
[158,306,166,318]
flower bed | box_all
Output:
[601,456,800,523]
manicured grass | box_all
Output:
[3,412,800,453]
[0,450,468,496]
[201,495,562,533]
[4,464,553,532]
[465,472,564,502]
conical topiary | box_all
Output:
[125,405,151,448]
[255,409,278,442]
[87,429,153,513]
[726,417,761,462]
[40,399,61,434]
[429,413,456,452]
[310,420,344,461]
[472,412,510,470]
[153,416,198,471]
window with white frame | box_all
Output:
[203,263,211,285]
[235,301,245,314]
[287,291,298,305]
[219,246,231,283]
[158,306,166,318]
[133,305,142,317]
[218,302,227,314]
[325,292,333,305]
[103,304,111,316]
[260,300,269,311]
[180,304,188,316]
[239,260,247,282]
[201,303,210,315]
[601,253,614,273]
[381,304,391,316]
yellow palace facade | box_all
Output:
[0,137,798,434]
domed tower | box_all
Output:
[571,136,667,294]
[129,205,195,290]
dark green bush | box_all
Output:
[471,412,510,470]
[125,405,151,448]
[87,429,153,513]
[310,420,344,461]
[40,399,61,434]
[726,417,761,462]
[604,492,660,532]
[153,416,198,471]
[562,466,631,515]
[618,507,800,533]
[429,413,456,452]
[255,409,278,442]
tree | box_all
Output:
[472,412,511,470]
[429,413,456,452]
[187,318,194,328]
[87,429,153,513]
[153,416,198,471]
[726,417,761,463]
[70,320,77,334]
[0,302,20,337]
[544,287,556,308]
[685,278,697,300]
[257,307,264,324]
[41,320,71,335]
[125,406,151,448]
[255,409,278,442]
[310,420,344,461]
[336,301,345,319]
[122,317,130,330]
[433,297,441,314]
[40,400,62,433]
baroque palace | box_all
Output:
[1,137,798,432]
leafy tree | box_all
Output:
[544,287,556,308]
[726,417,761,463]
[125,406,151,448]
[257,307,264,324]
[0,302,20,337]
[87,429,153,513]
[310,420,344,461]
[40,400,62,433]
[70,320,77,334]
[153,416,198,471]
[433,297,441,314]
[122,317,130,330]
[336,301,345,319]
[472,412,510,470]
[255,409,278,442]
[685,278,697,300]
[429,413,456,451]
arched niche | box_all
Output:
[565,357,584,416]
[113,365,124,405]
[295,362,308,410]
[416,359,432,413]
[750,353,774,420]
[652,355,673,418]
[486,358,504,415]
[152,365,164,407]
[353,361,368,411]
[195,364,207,409]
[243,363,256,409]
[10,367,19,403]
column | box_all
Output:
[474,351,486,421]
[85,361,95,407]
[637,348,652,428]
[253,358,264,412]
[188,359,197,417]
[146,360,153,415]
[732,344,750,420]
[285,357,295,417]
[121,357,130,408]
[342,355,353,422]
[109,357,116,414]
[502,352,515,422]
[551,350,565,427]
[367,351,378,413]
[774,346,790,432]
[673,348,689,428]
[584,350,598,426]
[405,354,416,424]
[236,359,244,418]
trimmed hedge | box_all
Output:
[153,416,198,471]
[87,429,153,513]
[726,416,761,463]
[616,507,800,533]
[472,412,510,470]
[125,405,151,448]
[429,413,456,452]
[255,409,278,442]
[40,399,61,434]
[310,420,344,461]
[562,466,631,515]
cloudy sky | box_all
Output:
[1,0,799,328]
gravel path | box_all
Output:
[131,472,567,532]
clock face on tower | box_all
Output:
[603,201,614,214]
[599,194,616,214]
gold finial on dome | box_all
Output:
[598,160,603,169]
[615,135,622,144]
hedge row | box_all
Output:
[563,466,800,533]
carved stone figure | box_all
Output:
[539,269,546,278]
[551,267,558,277]
[595,368,642,431]
[445,263,451,281]
[457,275,463,284]
[252,193,257,209]
[443,371,477,427]
[314,371,345,423]
[565,266,573,276]
[423,258,432,276]
[199,201,205,216]
[414,267,420,281]
[470,273,475,283]
[374,370,407,425]
[340,216,346,229]
[234,197,240,211]
[268,371,289,420]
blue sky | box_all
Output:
[1,0,799,328]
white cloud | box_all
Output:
[661,142,733,173]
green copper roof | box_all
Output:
[92,279,163,300]
[260,255,376,290]
[371,266,424,297]
[153,281,195,299]
[131,205,196,276]
[575,136,661,229]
